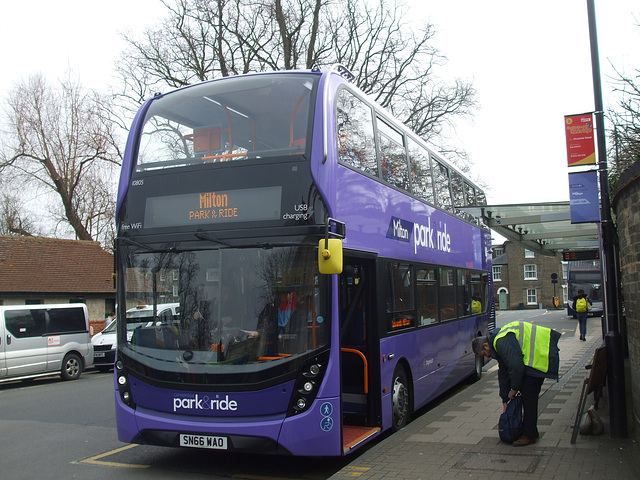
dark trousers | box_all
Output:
[577,312,588,337]
[521,375,545,437]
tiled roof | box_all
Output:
[0,236,115,294]
[493,253,509,265]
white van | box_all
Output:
[91,303,180,371]
[0,303,93,382]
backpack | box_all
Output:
[498,394,523,443]
[576,297,588,313]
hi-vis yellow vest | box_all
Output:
[471,300,482,314]
[493,321,552,373]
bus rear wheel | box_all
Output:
[391,366,410,431]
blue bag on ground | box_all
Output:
[499,395,523,443]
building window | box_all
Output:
[524,264,537,280]
[105,298,115,317]
[493,247,504,257]
[493,265,502,281]
[527,289,537,305]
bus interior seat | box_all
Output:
[194,126,222,156]
[132,325,179,349]
[193,125,236,161]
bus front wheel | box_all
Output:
[471,354,483,383]
[391,366,410,431]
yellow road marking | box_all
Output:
[337,466,371,477]
[78,444,150,469]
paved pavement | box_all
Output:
[330,315,640,479]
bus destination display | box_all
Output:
[144,186,282,228]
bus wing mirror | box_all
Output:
[318,238,343,274]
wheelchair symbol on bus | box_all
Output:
[321,416,333,432]
[320,402,334,431]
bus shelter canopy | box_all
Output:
[461,201,600,257]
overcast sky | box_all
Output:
[1,0,638,206]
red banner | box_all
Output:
[565,114,596,166]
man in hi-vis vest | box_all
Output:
[472,321,560,446]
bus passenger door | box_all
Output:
[339,259,380,452]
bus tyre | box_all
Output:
[391,366,410,431]
[471,354,483,383]
[61,353,83,381]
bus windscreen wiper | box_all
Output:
[119,236,157,251]
[119,237,180,253]
[194,230,231,247]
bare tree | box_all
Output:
[608,62,640,189]
[0,73,121,246]
[0,190,38,236]
[116,0,476,144]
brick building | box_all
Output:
[0,236,115,333]
[492,240,566,310]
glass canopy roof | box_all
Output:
[461,201,600,257]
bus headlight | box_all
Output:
[287,351,329,417]
[116,355,135,408]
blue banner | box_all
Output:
[569,171,600,223]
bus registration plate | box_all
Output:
[179,434,227,450]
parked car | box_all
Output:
[91,303,180,372]
[0,303,93,382]
[91,318,116,372]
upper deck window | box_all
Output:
[378,118,409,190]
[136,74,318,171]
[336,88,377,176]
[408,138,435,205]
[432,159,453,212]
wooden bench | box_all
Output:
[571,344,607,444]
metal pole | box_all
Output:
[586,0,627,437]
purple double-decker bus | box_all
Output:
[114,65,494,456]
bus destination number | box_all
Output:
[179,434,228,450]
